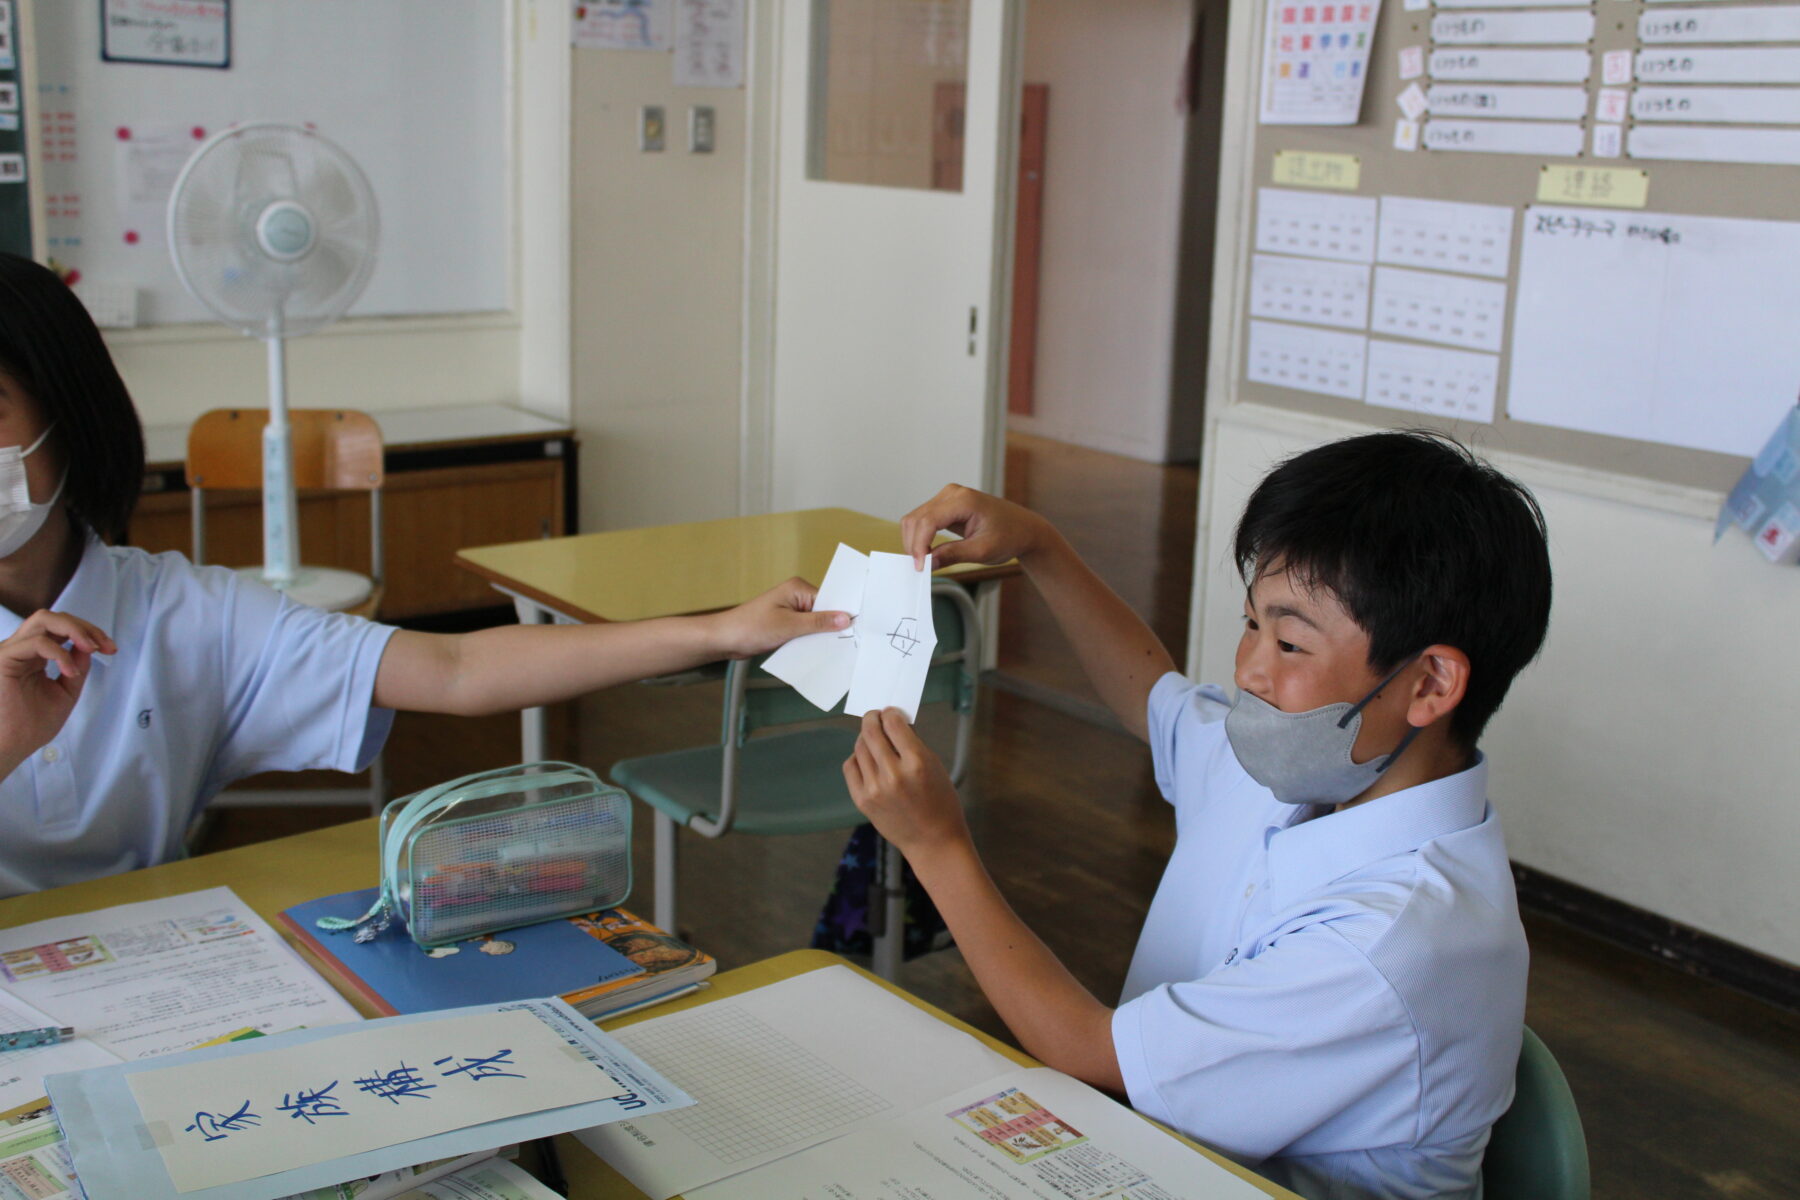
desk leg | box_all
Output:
[513,594,550,763]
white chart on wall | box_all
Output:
[1510,206,1800,456]
[32,0,508,324]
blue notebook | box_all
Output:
[279,887,645,1015]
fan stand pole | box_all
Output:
[261,318,300,588]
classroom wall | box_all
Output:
[569,50,746,533]
[1189,404,1800,967]
[1007,0,1195,463]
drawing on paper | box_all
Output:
[885,618,922,659]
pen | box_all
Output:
[0,1026,75,1052]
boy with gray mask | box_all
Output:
[845,431,1553,1200]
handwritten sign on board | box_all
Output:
[100,0,229,69]
[1272,150,1362,190]
[1537,165,1650,208]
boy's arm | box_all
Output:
[372,577,848,717]
[846,709,1125,1092]
[901,486,1175,742]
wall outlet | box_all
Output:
[640,105,666,152]
[689,106,715,154]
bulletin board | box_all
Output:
[1231,0,1800,491]
[28,0,508,324]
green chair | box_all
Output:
[611,582,982,980]
[1482,1025,1592,1200]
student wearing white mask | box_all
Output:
[849,439,1554,1200]
[0,253,849,896]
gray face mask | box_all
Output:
[1224,654,1423,806]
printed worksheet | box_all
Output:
[0,887,361,1060]
[1260,0,1380,124]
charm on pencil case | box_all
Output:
[316,762,633,949]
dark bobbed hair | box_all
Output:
[0,253,144,542]
[1234,429,1552,748]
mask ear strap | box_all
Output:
[1377,724,1422,773]
[1336,650,1427,729]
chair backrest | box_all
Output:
[1482,1026,1592,1200]
[187,409,385,492]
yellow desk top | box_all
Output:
[0,824,1290,1199]
[454,507,1018,624]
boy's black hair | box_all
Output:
[0,253,145,542]
[1233,429,1551,747]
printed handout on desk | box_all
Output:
[687,1067,1271,1200]
[762,546,939,722]
[1717,406,1800,563]
[45,998,692,1200]
[1259,0,1379,125]
[123,1010,613,1194]
[0,887,360,1061]
[0,988,118,1116]
[0,1115,77,1199]
[579,964,1014,1199]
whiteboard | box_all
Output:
[33,1,509,324]
[1509,206,1800,456]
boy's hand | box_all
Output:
[900,484,1054,571]
[710,577,850,660]
[843,709,969,858]
[0,610,115,777]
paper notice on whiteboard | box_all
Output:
[1247,320,1368,400]
[1259,0,1380,125]
[1428,48,1591,82]
[1365,339,1499,421]
[1249,253,1372,330]
[1256,187,1379,262]
[673,0,744,87]
[1509,206,1800,456]
[114,124,200,248]
[573,0,671,50]
[1371,266,1507,352]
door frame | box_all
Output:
[737,0,1026,518]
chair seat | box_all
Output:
[613,727,863,836]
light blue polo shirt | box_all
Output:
[1112,673,1527,1200]
[0,537,396,896]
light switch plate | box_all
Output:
[689,106,715,154]
[640,105,666,152]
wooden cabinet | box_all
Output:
[129,408,576,621]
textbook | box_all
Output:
[278,889,714,1020]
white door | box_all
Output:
[768,0,1018,521]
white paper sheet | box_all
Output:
[686,1067,1272,1200]
[1436,0,1587,8]
[1636,47,1800,83]
[1633,85,1800,123]
[1246,319,1368,400]
[1628,124,1800,165]
[113,123,198,248]
[1255,187,1378,263]
[1258,0,1379,126]
[1426,84,1588,120]
[759,543,867,711]
[1592,123,1624,157]
[578,965,1014,1200]
[1249,253,1371,329]
[572,0,671,50]
[1641,4,1800,41]
[1431,9,1595,43]
[844,552,938,722]
[1371,266,1508,352]
[1378,196,1516,278]
[1509,206,1800,455]
[0,887,360,1060]
[673,0,745,88]
[126,1010,623,1193]
[1428,48,1591,82]
[0,988,120,1113]
[1365,340,1499,422]
[1423,119,1584,156]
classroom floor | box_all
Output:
[200,431,1800,1200]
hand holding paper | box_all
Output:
[761,546,937,721]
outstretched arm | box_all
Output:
[845,709,1125,1092]
[373,577,847,717]
[900,485,1175,742]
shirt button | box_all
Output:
[41,746,61,764]
[1244,883,1256,898]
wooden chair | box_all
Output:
[185,409,388,825]
[186,408,386,618]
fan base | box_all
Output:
[234,565,374,614]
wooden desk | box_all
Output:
[454,508,1019,761]
[0,824,1292,1200]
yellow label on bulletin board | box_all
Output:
[1272,150,1361,191]
[1536,165,1650,209]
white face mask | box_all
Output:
[0,423,66,558]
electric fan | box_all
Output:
[167,122,379,603]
